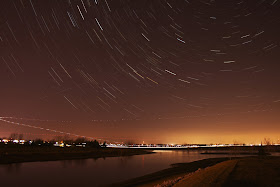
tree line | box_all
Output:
[0,133,106,148]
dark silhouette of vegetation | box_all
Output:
[63,135,74,144]
[9,133,24,140]
[1,133,103,149]
[87,140,101,148]
[74,137,87,144]
[125,140,135,146]
[264,137,272,145]
[102,141,107,148]
[31,139,44,146]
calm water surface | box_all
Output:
[0,150,255,187]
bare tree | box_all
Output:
[63,135,73,144]
[9,133,18,140]
[125,140,135,146]
[18,134,24,140]
[55,136,63,142]
[264,137,272,145]
[75,137,87,144]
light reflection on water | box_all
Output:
[0,150,263,187]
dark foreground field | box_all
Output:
[112,156,280,187]
[0,146,153,164]
[175,156,280,187]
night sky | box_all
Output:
[0,0,280,144]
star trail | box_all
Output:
[0,0,280,144]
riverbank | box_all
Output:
[174,156,280,187]
[112,156,280,187]
[0,146,153,165]
[110,157,234,187]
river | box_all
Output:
[0,149,263,186]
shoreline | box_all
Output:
[110,157,237,187]
[174,156,280,187]
[0,147,153,165]
[112,155,280,187]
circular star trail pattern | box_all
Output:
[0,0,280,141]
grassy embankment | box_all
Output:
[111,157,233,187]
[174,156,280,187]
[113,156,280,187]
[0,145,153,165]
